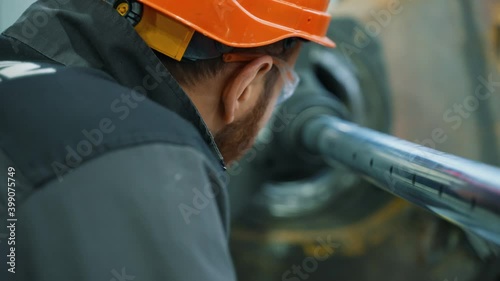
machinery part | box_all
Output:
[298,114,500,245]
[228,91,353,218]
[295,17,392,133]
[231,197,484,281]
[227,16,392,220]
[250,164,358,218]
[230,1,500,280]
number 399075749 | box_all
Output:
[7,167,16,217]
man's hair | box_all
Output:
[154,39,298,87]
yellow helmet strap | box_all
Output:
[104,0,251,62]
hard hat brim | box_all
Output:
[140,0,336,49]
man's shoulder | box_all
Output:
[0,61,218,188]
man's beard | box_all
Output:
[214,79,275,165]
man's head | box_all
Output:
[157,39,302,163]
[108,0,334,164]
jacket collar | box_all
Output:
[3,0,225,169]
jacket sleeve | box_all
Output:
[12,143,236,281]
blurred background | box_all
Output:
[0,0,33,32]
[226,1,500,281]
[2,0,500,280]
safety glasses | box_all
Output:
[222,53,300,105]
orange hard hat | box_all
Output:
[114,0,335,60]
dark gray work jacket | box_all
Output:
[0,0,236,280]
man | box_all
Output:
[0,0,334,280]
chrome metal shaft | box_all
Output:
[302,115,500,245]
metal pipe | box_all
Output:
[302,115,500,245]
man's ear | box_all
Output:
[221,55,273,124]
